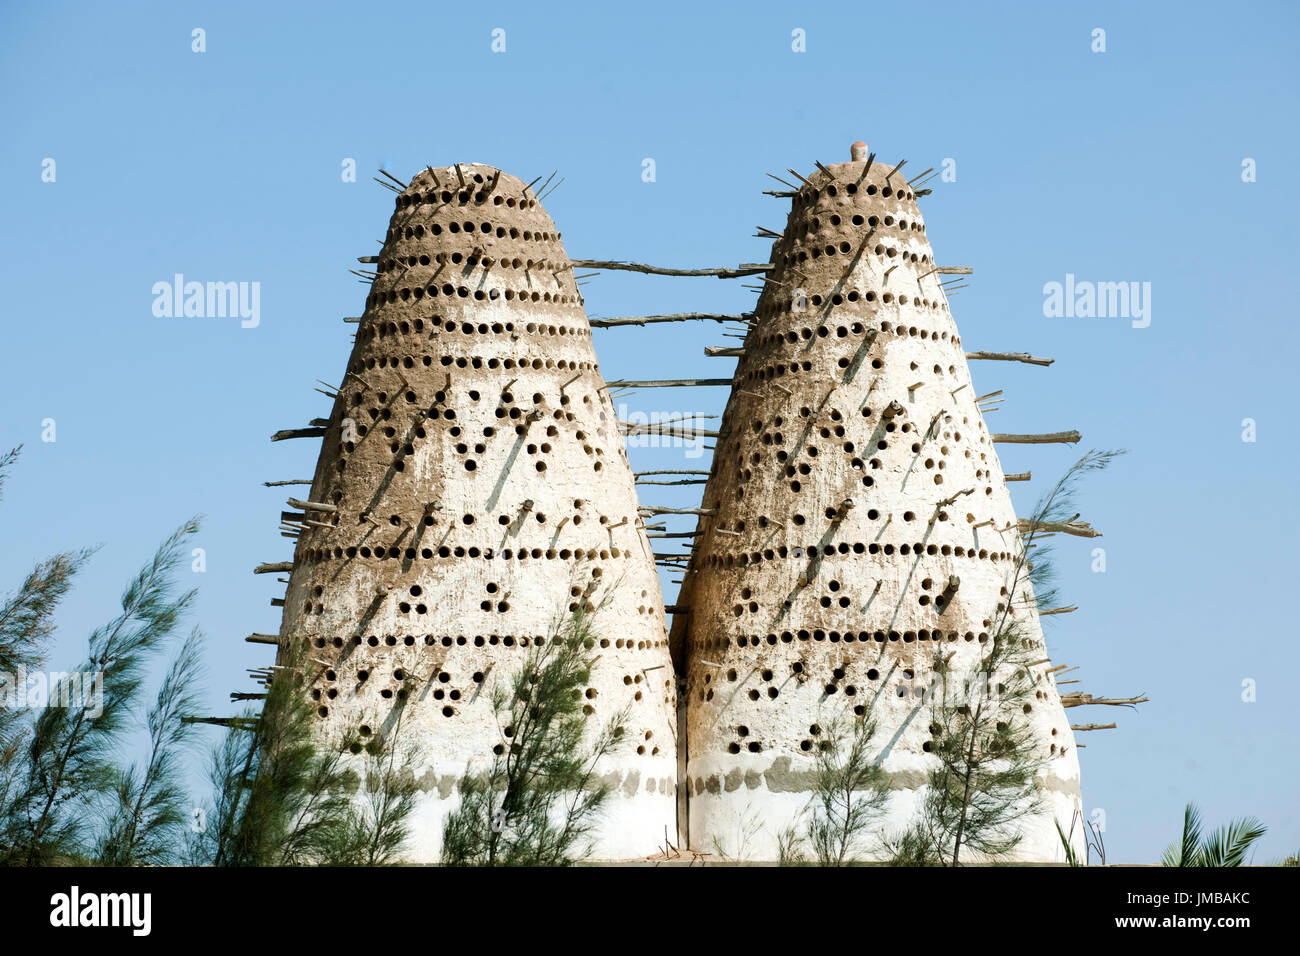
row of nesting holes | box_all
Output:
[385,219,557,244]
[740,329,960,384]
[794,211,926,242]
[307,632,667,652]
[789,240,925,267]
[780,216,926,262]
[750,318,957,350]
[800,180,917,203]
[394,180,539,211]
[366,284,578,306]
[696,630,1037,650]
[363,317,589,340]
[355,354,595,372]
[788,287,928,309]
[299,544,633,562]
[770,290,947,314]
[701,542,1013,566]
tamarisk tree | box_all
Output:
[97,626,206,866]
[0,498,201,865]
[188,640,417,867]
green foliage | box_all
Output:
[1056,820,1082,867]
[775,823,807,866]
[189,635,418,867]
[319,719,420,867]
[98,626,205,865]
[441,590,625,866]
[0,515,200,866]
[1162,802,1267,867]
[1054,806,1105,866]
[2,447,418,867]
[186,655,417,868]
[0,447,97,816]
[189,641,321,865]
[885,823,943,867]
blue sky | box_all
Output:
[1,1,1296,863]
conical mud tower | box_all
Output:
[270,164,676,861]
[670,143,1081,861]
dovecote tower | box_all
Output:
[271,164,677,861]
[669,144,1082,861]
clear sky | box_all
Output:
[2,1,1296,863]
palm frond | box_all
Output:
[1200,816,1267,867]
[1162,802,1204,867]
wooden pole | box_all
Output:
[993,431,1081,445]
[287,497,339,513]
[856,152,875,184]
[622,425,719,440]
[1020,519,1099,537]
[569,259,772,279]
[181,716,259,730]
[965,351,1055,367]
[271,427,326,442]
[589,313,751,328]
[539,176,565,200]
[1060,693,1149,709]
[607,378,732,389]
